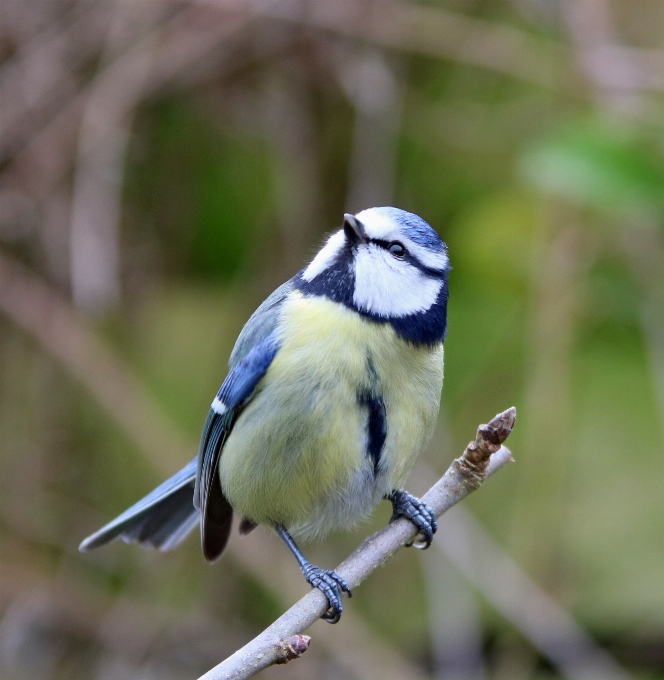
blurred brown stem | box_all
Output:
[0,250,190,473]
[1,4,251,204]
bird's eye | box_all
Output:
[388,242,406,258]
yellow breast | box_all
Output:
[218,291,444,537]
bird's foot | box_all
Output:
[301,563,352,624]
[388,489,438,549]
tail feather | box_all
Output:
[118,483,199,551]
[201,457,233,562]
[79,458,200,552]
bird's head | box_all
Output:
[297,207,450,345]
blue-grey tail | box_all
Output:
[79,458,200,552]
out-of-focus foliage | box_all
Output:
[1,1,664,679]
[521,118,664,216]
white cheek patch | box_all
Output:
[302,230,345,281]
[353,246,443,318]
[211,396,227,415]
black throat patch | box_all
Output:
[294,244,449,348]
[295,244,356,308]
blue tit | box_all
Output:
[80,207,450,623]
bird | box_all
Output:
[80,206,450,623]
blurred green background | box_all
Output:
[1,1,664,679]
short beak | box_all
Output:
[343,213,368,245]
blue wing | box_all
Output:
[79,458,198,552]
[195,333,281,561]
[79,282,289,558]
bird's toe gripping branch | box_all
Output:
[301,564,352,624]
[388,489,438,549]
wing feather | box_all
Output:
[80,285,291,559]
[195,333,281,561]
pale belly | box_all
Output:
[218,294,444,540]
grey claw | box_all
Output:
[322,607,341,624]
[388,490,438,550]
[302,564,351,624]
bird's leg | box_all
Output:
[275,525,351,624]
[386,489,438,549]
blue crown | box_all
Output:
[369,207,445,251]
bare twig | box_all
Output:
[197,410,516,680]
[231,514,433,680]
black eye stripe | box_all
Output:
[366,239,446,277]
[370,239,408,260]
[372,239,403,252]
